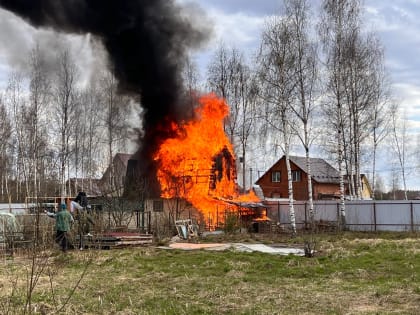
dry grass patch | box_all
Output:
[0,232,420,314]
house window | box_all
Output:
[292,170,301,182]
[271,171,281,182]
[153,200,164,212]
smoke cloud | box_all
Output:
[0,0,210,188]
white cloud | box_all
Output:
[365,1,420,31]
[191,5,268,79]
[203,8,265,51]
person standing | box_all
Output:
[69,191,94,249]
[47,203,74,252]
[70,191,87,214]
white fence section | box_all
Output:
[265,200,420,232]
[0,203,31,215]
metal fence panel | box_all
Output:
[313,201,338,221]
[346,202,375,232]
[413,203,420,231]
[265,200,420,232]
[293,202,307,223]
[375,202,411,231]
[279,204,291,224]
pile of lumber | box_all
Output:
[79,232,153,249]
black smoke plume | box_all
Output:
[0,0,209,194]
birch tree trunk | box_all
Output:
[284,0,317,228]
[258,9,298,235]
[338,129,346,229]
[305,147,314,228]
[283,125,296,235]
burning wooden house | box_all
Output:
[124,94,263,232]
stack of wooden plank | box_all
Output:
[79,232,153,249]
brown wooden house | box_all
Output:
[255,155,343,200]
[65,153,133,198]
[100,153,133,196]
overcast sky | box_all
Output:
[189,0,420,190]
[0,0,419,189]
[0,1,418,120]
[189,0,420,128]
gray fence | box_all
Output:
[265,200,420,232]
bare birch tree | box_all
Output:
[237,68,259,191]
[207,43,230,101]
[76,82,103,193]
[341,33,386,199]
[318,0,363,228]
[390,108,409,200]
[53,47,79,200]
[6,72,28,201]
[0,95,12,203]
[285,0,318,227]
[207,44,240,145]
[258,14,298,235]
[320,0,390,207]
[28,44,51,199]
[100,70,132,196]
[208,45,258,191]
[222,48,244,149]
[369,46,393,199]
[182,55,201,117]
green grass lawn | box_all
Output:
[1,232,420,314]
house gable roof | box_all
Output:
[100,153,133,181]
[99,153,134,195]
[256,155,340,184]
[115,153,133,167]
[288,156,340,184]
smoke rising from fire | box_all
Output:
[0,0,210,182]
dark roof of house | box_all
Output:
[124,157,162,199]
[289,156,340,184]
[100,153,133,182]
[115,153,133,166]
[67,178,102,196]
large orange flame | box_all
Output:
[154,94,258,225]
